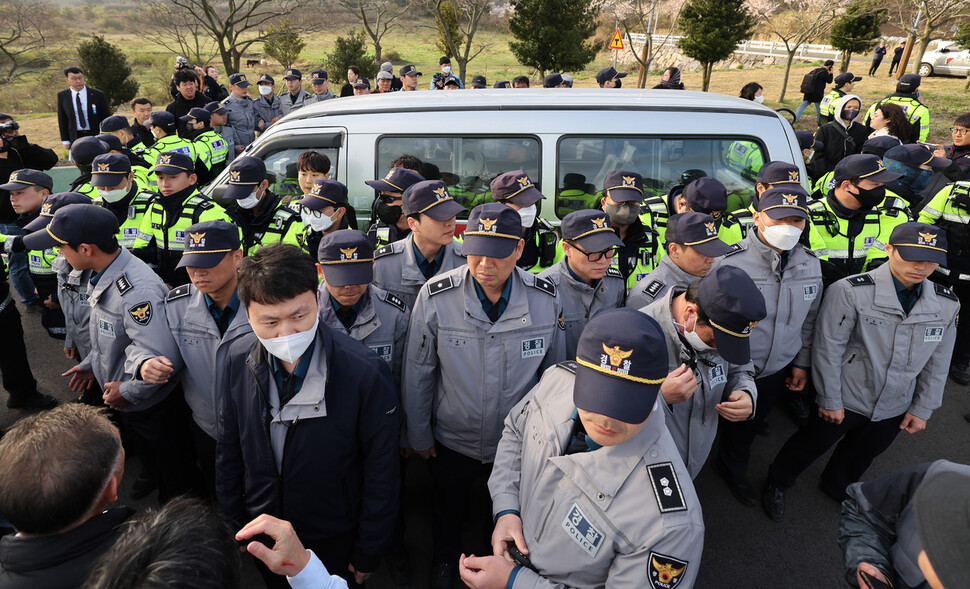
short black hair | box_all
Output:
[512,75,530,87]
[0,112,11,122]
[348,66,361,76]
[954,112,970,129]
[173,69,199,86]
[238,244,318,307]
[739,82,763,101]
[66,236,120,255]
[683,280,710,326]
[824,60,835,67]
[130,97,152,108]
[297,150,331,174]
[63,66,83,77]
[419,161,441,181]
[390,154,423,173]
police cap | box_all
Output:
[490,171,544,206]
[180,107,211,124]
[897,73,921,93]
[365,167,423,194]
[470,75,487,88]
[697,265,768,365]
[861,136,902,157]
[795,130,823,152]
[204,101,227,115]
[560,209,623,253]
[283,69,301,81]
[756,161,801,186]
[888,222,947,265]
[833,154,901,184]
[0,169,53,191]
[224,156,266,200]
[149,111,176,128]
[884,143,951,170]
[24,192,93,232]
[683,177,728,217]
[23,203,117,251]
[543,73,563,88]
[665,212,733,257]
[603,170,643,203]
[493,80,510,89]
[91,153,132,187]
[595,67,627,86]
[403,180,466,221]
[96,133,124,152]
[461,203,523,259]
[316,229,374,286]
[258,74,275,85]
[353,77,370,89]
[229,73,251,87]
[310,69,329,83]
[99,115,131,133]
[757,186,809,220]
[400,65,421,77]
[300,179,348,211]
[834,72,861,87]
[153,151,195,176]
[176,220,241,269]
[70,136,107,167]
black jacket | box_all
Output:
[216,324,399,573]
[809,120,869,180]
[0,142,58,223]
[56,87,109,143]
[166,93,209,138]
[0,507,134,589]
[202,75,229,102]
[803,67,833,102]
[129,118,154,149]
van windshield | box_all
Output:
[556,136,767,219]
[377,136,541,218]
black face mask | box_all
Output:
[376,201,402,225]
[850,184,886,209]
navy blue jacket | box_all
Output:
[216,322,400,572]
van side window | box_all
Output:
[377,136,540,216]
[260,147,340,205]
[556,136,766,219]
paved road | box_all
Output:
[3,298,970,588]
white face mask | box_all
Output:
[760,221,802,251]
[257,315,319,364]
[258,84,273,96]
[517,203,537,228]
[98,180,129,203]
[677,312,715,353]
[754,95,764,104]
[301,208,338,232]
[442,66,451,74]
[236,189,261,210]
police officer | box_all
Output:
[296,179,349,257]
[669,177,727,222]
[132,151,232,286]
[600,170,658,288]
[373,179,466,310]
[628,212,733,309]
[641,265,764,480]
[467,309,704,589]
[279,68,314,116]
[223,156,302,255]
[53,236,95,404]
[713,187,823,507]
[180,107,230,179]
[864,74,930,143]
[813,135,897,200]
[806,154,907,287]
[68,136,107,199]
[310,69,336,101]
[90,153,155,249]
[403,203,566,587]
[253,74,283,128]
[764,222,960,520]
[205,101,236,165]
[882,143,951,208]
[555,172,599,216]
[720,161,804,244]
[490,170,559,273]
[222,73,260,154]
[819,72,861,124]
[595,66,627,87]
[539,209,625,358]
[29,204,198,501]
[365,166,424,248]
[96,131,152,192]
[145,111,210,183]
[138,220,250,498]
[100,114,149,157]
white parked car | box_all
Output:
[919,40,970,77]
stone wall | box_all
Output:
[618,43,821,73]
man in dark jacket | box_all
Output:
[166,69,209,138]
[869,41,887,76]
[889,40,905,75]
[795,60,834,124]
[56,66,109,149]
[0,404,133,589]
[216,244,399,589]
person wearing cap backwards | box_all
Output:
[431,56,463,90]
[460,308,703,589]
[132,151,232,286]
[216,243,399,589]
[144,111,211,183]
[809,92,868,180]
[598,170,660,289]
[222,156,303,255]
[137,219,251,499]
[806,154,908,288]
[711,186,823,507]
[222,73,261,154]
[838,459,970,589]
[32,204,199,500]
[819,72,862,124]
[297,179,350,257]
[89,153,156,250]
[365,166,424,248]
[864,74,930,143]
[812,135,897,201]
[353,77,372,95]
[538,209,626,358]
[763,222,960,521]
[488,170,560,274]
[279,68,314,116]
[627,212,732,309]
[640,265,766,479]
[205,101,236,165]
[253,74,283,128]
[399,65,421,92]
[403,202,566,587]
[67,136,107,200]
[373,179,467,310]
[181,107,230,180]
[310,69,337,101]
[595,66,628,88]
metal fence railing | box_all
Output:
[624,33,842,60]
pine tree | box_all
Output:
[829,1,886,72]
[324,29,380,85]
[263,19,307,70]
[508,0,600,75]
[77,35,138,111]
[677,0,755,91]
[434,0,464,58]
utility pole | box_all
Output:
[896,4,922,80]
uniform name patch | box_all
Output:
[98,317,115,339]
[925,327,944,342]
[635,273,650,283]
[369,344,393,363]
[803,285,818,301]
[647,462,687,513]
[561,503,604,558]
[863,236,876,248]
[174,230,186,244]
[521,337,545,358]
[649,552,689,589]
[709,364,726,387]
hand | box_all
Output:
[140,356,174,384]
[62,365,95,392]
[257,119,266,131]
[234,145,245,154]
[933,147,946,159]
[458,554,514,589]
[660,363,698,405]
[491,513,528,560]
[102,381,129,410]
[415,444,437,459]
[899,412,926,434]
[348,563,371,584]
[271,116,281,124]
[856,562,889,587]
[63,347,79,361]
[43,294,59,310]
[819,407,844,424]
[236,514,311,577]
[193,66,205,75]
[786,367,808,391]
[716,391,754,422]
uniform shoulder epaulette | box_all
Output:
[428,275,455,296]
[723,243,744,256]
[935,282,958,301]
[558,360,578,374]
[196,200,214,211]
[374,245,396,259]
[646,461,688,513]
[383,291,407,312]
[605,266,623,279]
[801,245,819,258]
[532,275,557,297]
[847,274,875,287]
[644,279,666,298]
[167,284,191,302]
[115,273,133,295]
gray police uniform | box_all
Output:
[77,248,181,411]
[403,265,567,463]
[626,255,699,310]
[314,91,337,102]
[251,94,282,127]
[216,125,237,164]
[279,88,314,116]
[538,259,625,360]
[372,235,465,310]
[489,363,705,588]
[164,283,253,439]
[53,255,93,359]
[714,231,822,377]
[221,94,258,147]
[641,289,757,479]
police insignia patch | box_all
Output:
[561,503,604,558]
[644,280,665,298]
[648,552,689,589]
[374,245,395,259]
[428,275,454,296]
[532,276,556,296]
[605,266,622,279]
[557,310,566,330]
[935,282,958,301]
[128,302,153,325]
[647,462,687,513]
[848,274,875,287]
[384,292,406,312]
[114,274,133,295]
[724,244,744,256]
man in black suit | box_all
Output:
[57,66,110,150]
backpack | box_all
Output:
[800,70,816,94]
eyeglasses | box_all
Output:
[378,193,401,204]
[570,244,618,262]
[302,206,329,218]
[951,127,970,136]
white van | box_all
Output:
[206,89,806,226]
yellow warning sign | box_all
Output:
[609,29,624,50]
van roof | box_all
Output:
[285,88,779,122]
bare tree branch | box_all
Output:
[421,0,493,83]
[0,0,60,85]
[337,0,410,63]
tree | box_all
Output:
[748,0,840,101]
[829,0,885,72]
[613,0,685,88]
[145,1,219,66]
[77,35,138,111]
[337,0,409,64]
[323,29,380,85]
[434,0,464,58]
[422,0,492,83]
[0,0,58,85]
[895,0,970,75]
[678,0,755,91]
[955,22,970,90]
[508,0,601,75]
[263,18,306,69]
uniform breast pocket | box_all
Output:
[859,314,891,329]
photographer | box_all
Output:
[167,68,208,138]
[168,56,201,99]
[202,65,229,102]
[0,113,57,309]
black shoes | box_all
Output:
[6,393,57,410]
[714,459,757,507]
[385,546,412,585]
[949,362,970,385]
[429,561,456,589]
[762,483,786,522]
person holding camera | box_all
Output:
[167,68,209,139]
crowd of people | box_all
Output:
[0,52,966,589]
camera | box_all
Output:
[0,135,28,153]
[0,120,20,134]
[432,72,447,88]
[175,56,195,71]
